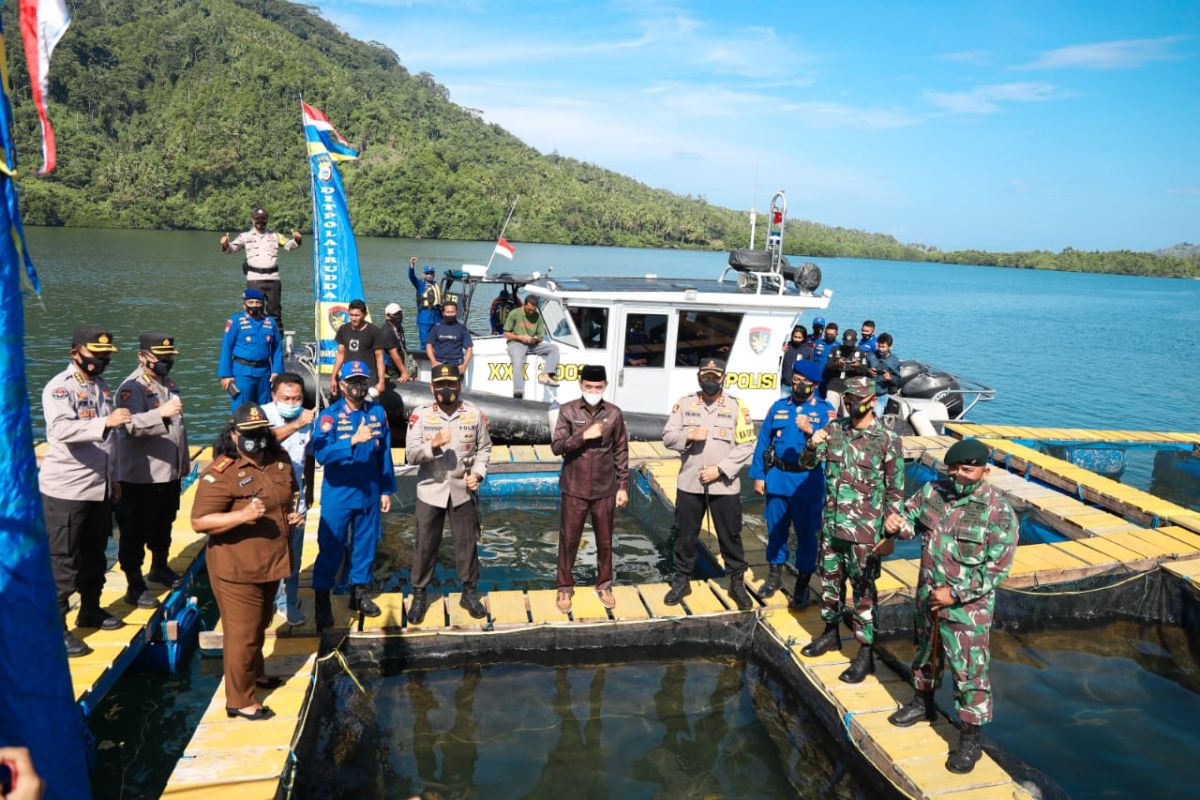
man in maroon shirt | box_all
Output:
[550,365,630,613]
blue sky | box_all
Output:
[310,1,1198,252]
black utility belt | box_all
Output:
[770,461,807,473]
[243,263,279,275]
[233,357,269,368]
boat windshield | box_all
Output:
[541,298,580,349]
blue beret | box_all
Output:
[244,288,265,302]
[792,359,822,383]
[338,361,371,381]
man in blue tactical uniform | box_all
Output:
[858,320,878,354]
[218,289,283,411]
[311,361,396,630]
[407,255,443,348]
[867,332,902,416]
[750,359,836,606]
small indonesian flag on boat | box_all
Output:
[494,236,516,260]
[301,100,359,161]
[18,0,71,175]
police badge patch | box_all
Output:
[749,326,771,355]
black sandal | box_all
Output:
[225,705,275,720]
[255,676,285,689]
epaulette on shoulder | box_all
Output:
[211,456,235,474]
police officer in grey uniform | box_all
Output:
[114,333,190,609]
[40,325,131,657]
[405,365,493,623]
[220,207,302,327]
[661,358,757,610]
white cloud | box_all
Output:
[1167,186,1200,196]
[924,82,1062,115]
[1018,35,1190,71]
[938,50,992,64]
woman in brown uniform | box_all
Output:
[192,403,300,720]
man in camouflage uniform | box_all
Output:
[885,438,1018,774]
[798,376,904,684]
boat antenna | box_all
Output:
[483,196,519,273]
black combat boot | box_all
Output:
[757,565,783,598]
[800,622,841,657]
[76,600,125,631]
[460,584,487,619]
[146,562,183,588]
[728,573,753,611]
[351,585,381,617]
[663,575,692,606]
[314,590,334,631]
[790,572,812,609]
[124,586,159,609]
[408,588,430,625]
[946,723,983,773]
[64,629,91,658]
[889,690,937,727]
[839,644,874,683]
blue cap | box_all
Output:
[792,359,823,383]
[244,288,266,302]
[338,361,371,381]
[422,264,435,274]
[812,316,826,327]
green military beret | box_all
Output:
[945,439,991,467]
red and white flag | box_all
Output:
[494,236,516,260]
[19,0,71,175]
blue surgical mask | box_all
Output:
[277,402,303,420]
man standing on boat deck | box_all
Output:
[503,295,560,398]
[551,365,630,613]
[220,207,301,328]
[379,303,413,382]
[750,360,835,607]
[799,375,904,684]
[330,299,386,399]
[311,361,395,629]
[426,300,474,376]
[858,320,879,354]
[40,325,129,657]
[406,365,493,623]
[662,358,757,610]
[408,256,443,348]
[867,333,902,416]
[884,439,1017,775]
[114,333,190,610]
[218,289,283,412]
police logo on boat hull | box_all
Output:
[749,326,771,355]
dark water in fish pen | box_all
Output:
[884,619,1200,799]
[294,656,869,799]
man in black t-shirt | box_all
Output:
[331,299,385,397]
[379,302,413,381]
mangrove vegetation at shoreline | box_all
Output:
[2,0,1195,279]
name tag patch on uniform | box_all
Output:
[239,477,253,486]
[203,475,215,483]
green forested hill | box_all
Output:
[2,0,1196,278]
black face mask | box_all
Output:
[245,304,263,318]
[790,339,805,349]
[237,433,269,456]
[76,354,110,377]
[343,381,369,402]
[151,358,174,377]
[435,388,459,406]
[824,334,838,343]
[443,315,458,325]
[699,378,722,396]
[387,315,403,328]
[792,383,814,401]
[846,397,873,419]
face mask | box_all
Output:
[699,378,722,396]
[76,354,109,377]
[952,478,981,496]
[825,334,837,343]
[387,315,403,327]
[582,391,603,406]
[790,339,804,349]
[344,382,369,402]
[237,433,268,456]
[435,388,459,406]
[444,315,457,324]
[846,397,872,419]
[151,358,174,377]
[792,383,813,401]
[276,402,303,420]
[245,304,263,318]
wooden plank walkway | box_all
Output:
[945,423,1200,447]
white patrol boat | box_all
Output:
[289,192,994,442]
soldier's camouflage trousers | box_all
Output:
[817,537,878,645]
[912,600,994,725]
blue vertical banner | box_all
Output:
[0,13,93,800]
[302,102,362,375]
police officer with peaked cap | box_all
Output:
[661,357,757,610]
[114,333,190,609]
[218,288,284,412]
[40,325,130,657]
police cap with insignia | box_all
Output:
[698,358,727,376]
[422,264,435,274]
[944,439,991,467]
[431,364,461,384]
[244,288,266,302]
[72,324,119,353]
[792,359,822,384]
[233,403,272,431]
[842,376,875,397]
[252,207,268,220]
[580,364,607,382]
[338,360,371,381]
[140,332,179,356]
